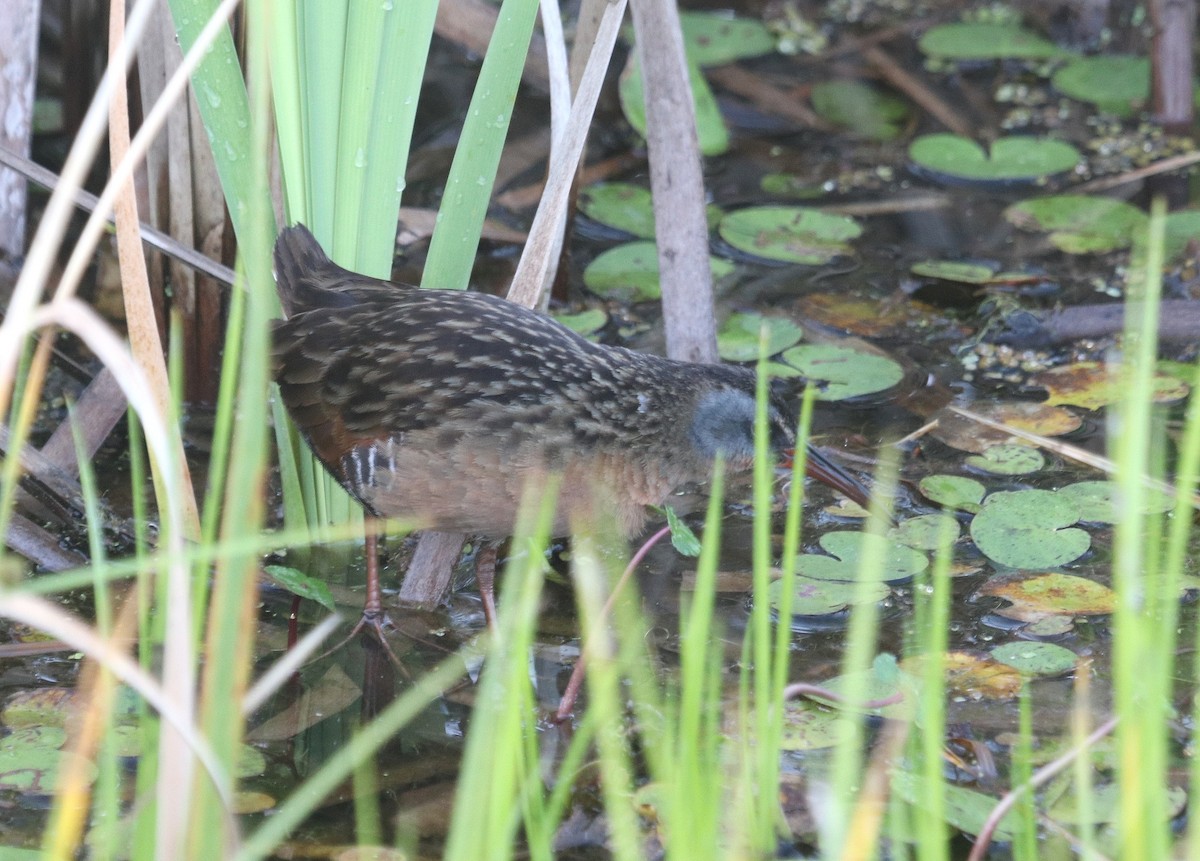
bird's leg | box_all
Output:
[310,518,405,667]
[475,543,500,632]
[362,524,384,621]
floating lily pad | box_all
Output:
[979,571,1117,622]
[1052,55,1149,117]
[930,402,1082,454]
[770,575,891,616]
[780,703,842,750]
[775,343,903,400]
[1158,209,1200,262]
[910,134,1080,184]
[1048,782,1186,825]
[264,564,336,610]
[795,531,928,583]
[811,79,909,141]
[902,651,1023,700]
[620,53,729,156]
[1005,195,1147,254]
[918,475,986,513]
[552,307,608,337]
[584,241,735,303]
[918,22,1064,60]
[991,641,1078,676]
[965,444,1045,475]
[893,770,1018,840]
[1032,360,1189,410]
[796,292,932,337]
[759,173,825,199]
[0,726,92,794]
[1056,480,1176,523]
[971,490,1090,568]
[810,655,911,718]
[717,311,805,361]
[910,260,998,284]
[891,513,962,551]
[679,11,777,65]
[718,206,862,265]
[578,183,657,238]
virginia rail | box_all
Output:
[272,224,870,631]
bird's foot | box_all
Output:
[311,609,407,669]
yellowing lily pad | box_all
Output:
[970,490,1090,568]
[979,571,1116,623]
[796,292,932,337]
[901,651,1023,700]
[918,22,1064,60]
[1032,360,1189,410]
[716,311,805,361]
[964,444,1045,475]
[795,531,928,583]
[910,134,1080,183]
[583,241,735,303]
[718,206,862,265]
[1005,195,1147,254]
[775,343,904,400]
[930,402,1082,453]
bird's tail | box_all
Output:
[273,223,352,317]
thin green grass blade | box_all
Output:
[423,0,540,290]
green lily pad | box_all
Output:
[620,53,729,156]
[990,641,1078,676]
[552,307,608,337]
[583,240,736,303]
[965,444,1045,475]
[779,703,842,751]
[910,260,998,284]
[891,514,961,551]
[1005,195,1147,254]
[795,531,928,583]
[1056,480,1176,523]
[679,11,777,65]
[1052,55,1149,117]
[811,655,912,718]
[578,183,723,239]
[917,475,986,513]
[918,22,1064,60]
[263,564,336,610]
[1049,783,1186,825]
[759,174,825,198]
[717,311,804,362]
[770,575,891,616]
[811,79,909,141]
[578,183,657,238]
[718,206,861,265]
[910,134,1080,183]
[893,770,1018,840]
[970,490,1090,568]
[775,344,903,400]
